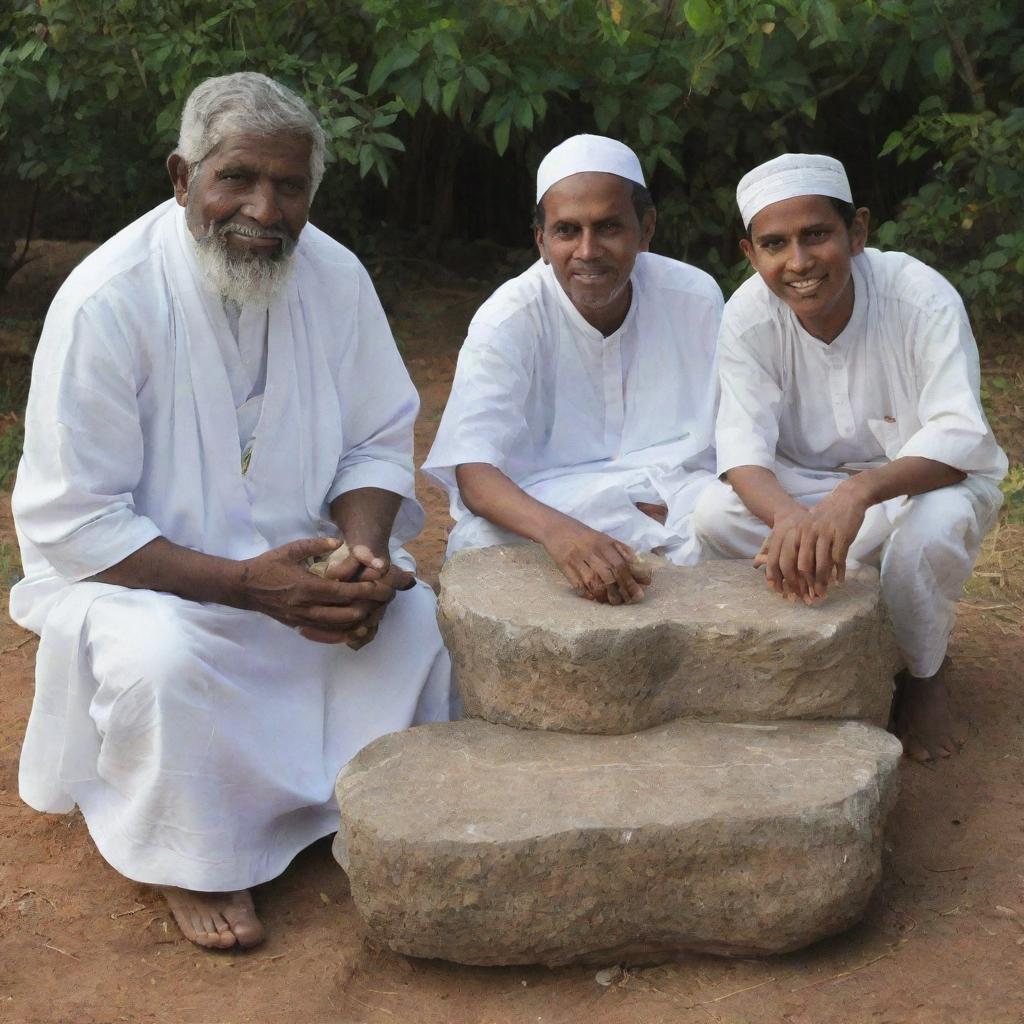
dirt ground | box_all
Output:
[1,249,1023,1024]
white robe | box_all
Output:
[9,200,451,890]
[422,254,723,563]
[694,248,1007,676]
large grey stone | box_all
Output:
[334,718,902,966]
[438,545,899,733]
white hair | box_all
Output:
[176,72,326,195]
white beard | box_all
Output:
[192,223,297,308]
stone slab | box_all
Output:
[335,718,902,966]
[437,545,899,733]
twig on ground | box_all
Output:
[110,903,148,919]
[923,864,974,873]
[700,976,777,1004]
[790,951,891,992]
[1,635,34,655]
[43,941,79,960]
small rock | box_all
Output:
[305,542,350,577]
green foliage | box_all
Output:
[876,105,1024,325]
[1,0,1023,326]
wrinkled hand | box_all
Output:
[239,538,409,646]
[542,520,652,605]
[754,486,868,605]
[321,543,414,650]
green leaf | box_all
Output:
[932,44,954,82]
[332,116,361,136]
[514,96,534,130]
[373,132,404,153]
[465,66,489,93]
[46,66,59,102]
[367,45,419,94]
[982,251,1009,270]
[358,145,374,178]
[879,130,903,157]
[441,79,460,117]
[493,118,511,156]
[423,69,440,111]
[683,0,714,33]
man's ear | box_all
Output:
[167,153,190,208]
[849,207,870,256]
[534,224,548,264]
[739,237,755,265]
[639,207,657,252]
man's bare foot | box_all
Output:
[893,664,967,764]
[160,887,265,949]
[635,501,668,525]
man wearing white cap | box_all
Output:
[423,135,723,603]
[693,153,1007,762]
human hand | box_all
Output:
[239,538,404,645]
[541,519,652,605]
[322,543,414,649]
[754,485,868,605]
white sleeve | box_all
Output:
[895,303,1007,480]
[714,318,784,477]
[12,302,162,581]
[421,315,535,495]
[326,264,424,541]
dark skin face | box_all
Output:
[166,131,313,257]
[534,171,656,336]
[741,194,869,343]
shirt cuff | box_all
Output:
[42,511,163,583]
[715,437,776,478]
[421,439,509,493]
[327,460,416,505]
[896,425,1006,480]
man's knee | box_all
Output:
[87,592,212,720]
[889,486,979,561]
[693,479,762,556]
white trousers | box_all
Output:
[22,582,451,892]
[447,465,717,566]
[692,469,1001,677]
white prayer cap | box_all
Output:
[736,153,852,229]
[536,134,646,204]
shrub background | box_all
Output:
[2,0,1022,324]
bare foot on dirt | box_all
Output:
[160,887,265,949]
[635,501,668,525]
[893,665,967,764]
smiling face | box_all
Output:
[167,131,313,305]
[741,195,869,342]
[534,172,655,336]
[170,131,312,253]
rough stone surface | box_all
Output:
[334,718,902,966]
[438,545,900,734]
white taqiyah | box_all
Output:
[737,153,852,229]
[536,134,645,204]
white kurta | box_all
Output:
[423,254,723,563]
[695,248,1007,676]
[10,200,451,890]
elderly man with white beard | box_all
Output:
[9,73,452,949]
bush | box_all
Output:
[1,0,1022,326]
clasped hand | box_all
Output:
[543,520,652,604]
[754,485,868,605]
[239,538,413,648]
